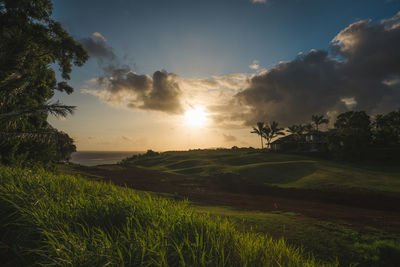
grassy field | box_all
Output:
[194,206,400,267]
[0,165,332,266]
[121,149,400,194]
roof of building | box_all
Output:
[271,134,296,144]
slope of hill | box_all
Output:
[121,150,400,194]
[0,165,331,266]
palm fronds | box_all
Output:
[0,101,76,123]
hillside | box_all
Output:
[121,150,400,194]
[0,165,331,266]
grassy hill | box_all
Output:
[0,165,332,266]
[121,150,400,194]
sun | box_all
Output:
[184,106,208,127]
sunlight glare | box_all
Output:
[184,107,208,127]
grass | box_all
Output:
[122,149,400,193]
[194,206,400,267]
[0,165,333,266]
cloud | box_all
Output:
[92,32,106,41]
[121,136,131,141]
[83,68,251,116]
[81,12,400,129]
[222,133,237,142]
[80,32,116,62]
[80,32,184,114]
[251,0,267,3]
[84,68,184,114]
[249,60,260,70]
[232,12,400,126]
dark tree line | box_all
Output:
[329,110,400,160]
[251,109,400,161]
[0,0,88,166]
[251,121,285,150]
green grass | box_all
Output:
[0,165,333,266]
[122,150,400,193]
[195,206,400,267]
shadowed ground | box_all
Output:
[65,162,400,234]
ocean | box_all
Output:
[70,151,142,166]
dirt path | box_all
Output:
[71,164,400,233]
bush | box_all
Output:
[120,149,160,165]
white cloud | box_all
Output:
[92,32,106,42]
[249,60,260,70]
[341,97,357,109]
[251,0,267,3]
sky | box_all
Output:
[49,0,400,151]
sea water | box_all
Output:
[70,151,141,166]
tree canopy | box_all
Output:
[251,122,265,149]
[0,0,88,165]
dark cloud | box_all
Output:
[99,68,184,114]
[234,12,400,126]
[80,32,116,62]
[81,32,183,114]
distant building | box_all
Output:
[304,131,329,152]
[271,131,330,152]
[270,134,297,151]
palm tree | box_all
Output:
[311,114,329,132]
[251,122,266,149]
[304,123,314,133]
[287,124,305,141]
[0,101,75,143]
[0,102,75,123]
[263,121,285,149]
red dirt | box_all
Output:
[72,164,400,233]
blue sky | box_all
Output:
[53,0,399,77]
[49,0,400,151]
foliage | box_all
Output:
[251,122,266,149]
[252,109,400,161]
[0,126,76,166]
[0,165,332,266]
[311,114,329,132]
[263,121,285,149]
[287,125,303,140]
[0,0,88,165]
[120,149,160,165]
[373,109,400,147]
[327,111,372,160]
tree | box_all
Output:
[287,124,307,150]
[328,111,372,160]
[311,114,329,132]
[263,121,285,149]
[287,124,306,141]
[373,109,400,146]
[251,122,266,149]
[0,0,88,165]
[303,123,314,133]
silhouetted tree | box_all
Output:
[303,123,314,133]
[373,109,400,146]
[287,124,306,141]
[0,0,88,165]
[311,114,329,132]
[263,121,285,149]
[328,111,372,160]
[251,122,266,149]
